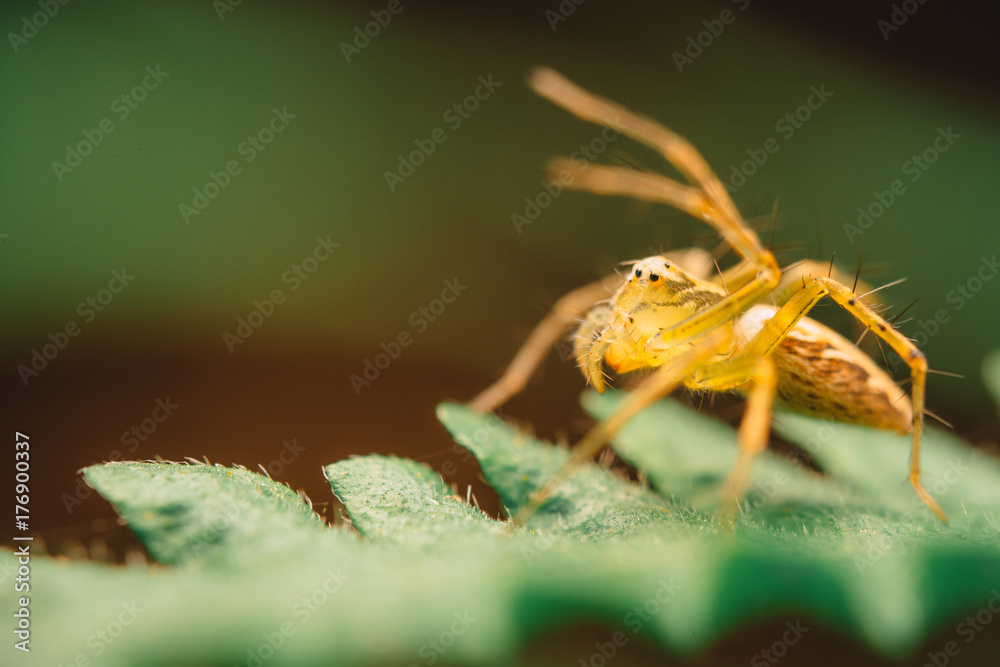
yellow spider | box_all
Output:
[470,68,947,524]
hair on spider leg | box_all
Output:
[869,332,892,370]
[850,279,908,347]
[870,302,894,315]
[780,258,810,274]
[890,299,920,325]
[713,257,730,295]
[859,277,907,300]
[927,367,965,379]
[851,244,872,293]
[923,408,955,429]
[594,368,613,390]
[892,368,963,427]
[863,308,914,348]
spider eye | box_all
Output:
[634,268,642,278]
[649,273,660,281]
[663,261,671,269]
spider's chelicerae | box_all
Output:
[471,68,947,524]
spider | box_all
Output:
[470,67,948,525]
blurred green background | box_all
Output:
[2,0,998,563]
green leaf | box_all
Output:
[580,392,852,523]
[83,461,328,567]
[434,402,686,536]
[578,391,1000,648]
[773,411,1000,528]
[438,398,1000,654]
[7,395,1000,666]
[324,455,507,546]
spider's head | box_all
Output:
[622,256,699,295]
[617,256,723,335]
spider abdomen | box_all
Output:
[735,305,911,432]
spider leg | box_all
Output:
[774,259,883,306]
[695,276,945,523]
[612,348,775,519]
[725,356,778,514]
[530,68,747,240]
[511,327,730,525]
[528,69,781,346]
[545,159,781,345]
[581,319,615,394]
[690,356,778,519]
[470,275,618,412]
